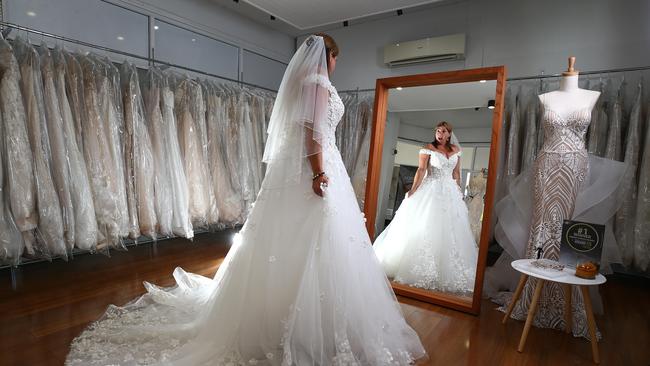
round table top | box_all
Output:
[511,259,606,286]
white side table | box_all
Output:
[502,259,606,364]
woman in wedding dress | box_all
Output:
[373,122,478,295]
[66,34,425,366]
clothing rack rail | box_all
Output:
[0,21,279,93]
[0,21,254,285]
[338,64,650,94]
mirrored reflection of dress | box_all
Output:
[466,172,487,245]
[373,149,478,295]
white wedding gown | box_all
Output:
[66,75,425,365]
[374,149,478,295]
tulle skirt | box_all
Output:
[66,145,425,366]
[373,176,478,296]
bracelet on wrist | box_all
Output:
[312,171,325,181]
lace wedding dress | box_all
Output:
[66,36,425,366]
[373,149,478,295]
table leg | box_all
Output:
[563,284,572,334]
[518,278,545,352]
[580,286,600,364]
[503,274,529,324]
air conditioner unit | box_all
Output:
[384,34,465,67]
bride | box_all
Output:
[373,122,478,295]
[66,34,425,365]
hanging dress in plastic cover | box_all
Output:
[15,38,66,259]
[174,76,210,226]
[39,44,75,252]
[204,82,241,226]
[121,62,157,239]
[192,80,219,225]
[160,74,192,238]
[224,89,246,220]
[519,93,538,172]
[0,35,24,264]
[586,82,608,157]
[250,93,267,188]
[63,50,85,153]
[0,125,23,265]
[79,54,122,250]
[52,47,97,251]
[604,90,623,161]
[634,104,650,272]
[616,85,642,266]
[95,56,134,239]
[504,95,521,188]
[238,91,260,210]
[143,68,173,237]
[0,35,35,256]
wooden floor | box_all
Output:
[1,232,648,366]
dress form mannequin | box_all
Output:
[506,57,602,339]
[539,57,600,115]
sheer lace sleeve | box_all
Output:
[297,73,330,157]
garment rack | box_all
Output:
[0,21,279,93]
[0,21,254,285]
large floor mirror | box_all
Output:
[364,67,506,314]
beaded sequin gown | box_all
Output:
[373,149,478,295]
[506,102,594,338]
[66,75,425,366]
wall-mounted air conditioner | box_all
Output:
[384,33,466,67]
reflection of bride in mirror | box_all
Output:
[373,121,479,295]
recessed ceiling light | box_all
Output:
[480,80,487,83]
[117,36,124,41]
[192,38,196,42]
[154,25,159,30]
[396,43,400,47]
[396,87,403,91]
[27,11,37,17]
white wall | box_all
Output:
[309,0,650,90]
[5,0,294,89]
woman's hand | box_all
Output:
[312,174,329,197]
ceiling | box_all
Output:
[210,0,448,35]
[387,80,497,112]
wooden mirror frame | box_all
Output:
[363,66,507,315]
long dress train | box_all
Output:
[66,68,425,365]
